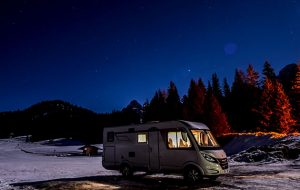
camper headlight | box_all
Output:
[201,152,218,163]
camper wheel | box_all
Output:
[120,164,133,177]
[184,166,202,183]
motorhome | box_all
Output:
[102,120,228,182]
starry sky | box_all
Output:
[1,0,300,113]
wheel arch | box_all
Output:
[120,161,132,169]
[183,162,204,176]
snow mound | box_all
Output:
[230,135,300,163]
[223,134,283,156]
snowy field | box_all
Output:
[0,137,117,190]
[0,136,300,190]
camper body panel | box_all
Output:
[102,120,228,177]
[115,132,149,169]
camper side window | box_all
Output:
[167,131,191,149]
[137,133,147,143]
[107,132,114,142]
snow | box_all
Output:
[220,161,300,190]
[0,135,300,189]
[229,135,300,163]
[223,134,283,156]
[0,137,116,190]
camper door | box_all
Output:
[148,130,160,171]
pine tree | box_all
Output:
[229,69,247,131]
[159,90,168,121]
[231,69,246,95]
[182,79,206,121]
[257,77,274,131]
[257,78,295,133]
[147,90,167,121]
[166,81,182,120]
[205,90,231,136]
[223,78,231,99]
[246,64,260,87]
[229,66,260,132]
[198,79,206,95]
[207,81,212,96]
[244,64,261,131]
[262,61,276,81]
[222,78,231,114]
[271,81,296,133]
[211,73,223,102]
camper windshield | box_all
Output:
[191,130,219,147]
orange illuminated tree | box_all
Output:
[246,64,260,87]
[205,85,231,136]
[257,77,274,131]
[270,81,296,133]
[257,77,295,133]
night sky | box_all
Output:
[1,0,300,113]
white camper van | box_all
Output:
[102,120,228,182]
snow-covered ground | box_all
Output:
[222,159,300,190]
[0,137,116,190]
[0,136,299,190]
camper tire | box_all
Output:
[120,164,133,177]
[184,166,202,183]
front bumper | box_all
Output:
[203,158,229,176]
